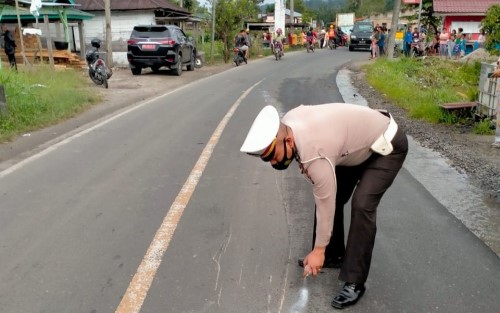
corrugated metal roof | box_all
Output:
[0,4,93,21]
[73,0,189,14]
[433,0,498,14]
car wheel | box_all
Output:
[173,53,182,76]
[151,66,160,73]
[187,52,195,71]
[349,46,354,51]
[194,56,203,69]
[131,67,142,75]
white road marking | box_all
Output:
[115,80,263,313]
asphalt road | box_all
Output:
[0,47,499,313]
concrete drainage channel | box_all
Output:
[337,67,500,256]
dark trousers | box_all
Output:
[7,53,17,70]
[312,127,408,283]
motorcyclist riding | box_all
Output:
[306,27,316,48]
[326,24,337,48]
[273,28,285,56]
[235,29,249,59]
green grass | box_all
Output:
[0,65,101,142]
[365,57,481,124]
[473,119,495,135]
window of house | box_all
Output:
[450,21,482,34]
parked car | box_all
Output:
[127,25,196,76]
[349,22,373,51]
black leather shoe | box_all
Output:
[331,282,366,309]
[297,257,343,269]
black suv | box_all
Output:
[127,25,196,76]
[349,22,373,51]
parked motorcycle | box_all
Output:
[393,43,401,58]
[86,38,112,88]
[273,41,283,61]
[233,47,247,66]
[410,38,426,58]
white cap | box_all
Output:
[240,105,280,155]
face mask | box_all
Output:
[272,137,295,170]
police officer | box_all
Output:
[240,103,408,309]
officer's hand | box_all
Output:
[302,247,325,277]
[492,69,500,78]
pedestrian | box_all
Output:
[240,103,408,309]
[378,26,386,56]
[370,28,379,59]
[404,27,412,57]
[477,29,486,48]
[439,28,450,58]
[320,29,326,49]
[448,33,456,59]
[459,33,467,58]
[245,29,252,59]
[2,25,17,70]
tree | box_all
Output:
[343,0,393,17]
[481,4,500,56]
[214,0,262,62]
[402,0,441,35]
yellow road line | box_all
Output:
[115,80,263,313]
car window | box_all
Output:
[175,29,186,42]
[354,24,372,32]
[131,26,170,38]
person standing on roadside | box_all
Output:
[240,103,408,310]
[377,26,386,56]
[478,29,486,48]
[404,27,412,57]
[448,33,456,59]
[439,28,450,58]
[2,25,17,70]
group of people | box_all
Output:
[370,25,388,59]
[404,26,487,59]
[318,25,346,49]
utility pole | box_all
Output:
[417,0,423,31]
[104,0,113,67]
[289,0,294,35]
[386,0,401,58]
[210,0,216,63]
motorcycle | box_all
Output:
[410,38,426,58]
[393,43,401,58]
[328,37,337,50]
[86,38,112,88]
[273,41,283,61]
[340,33,349,46]
[233,47,247,66]
[306,36,315,53]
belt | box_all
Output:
[370,111,398,156]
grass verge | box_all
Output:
[0,65,101,143]
[364,57,492,134]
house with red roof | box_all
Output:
[433,0,497,41]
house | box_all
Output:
[249,9,307,32]
[74,0,194,66]
[0,0,93,65]
[433,0,497,40]
[367,7,418,31]
[261,9,303,24]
